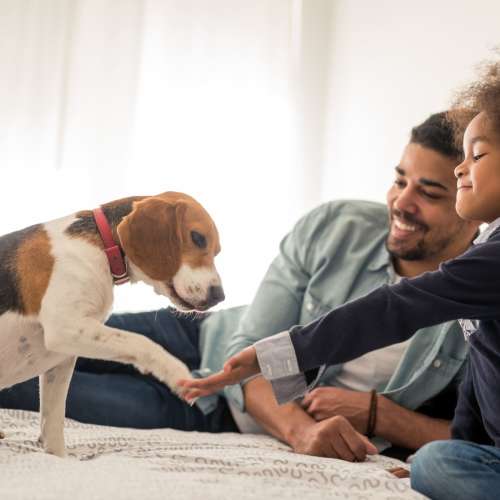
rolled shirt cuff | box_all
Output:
[254,330,324,404]
[269,374,309,404]
[254,330,301,379]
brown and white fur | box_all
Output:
[0,191,224,456]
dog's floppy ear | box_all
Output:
[174,200,187,246]
[117,197,182,281]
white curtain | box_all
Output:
[1,0,331,311]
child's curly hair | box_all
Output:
[448,57,500,149]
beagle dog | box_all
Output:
[0,191,224,457]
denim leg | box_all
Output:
[0,308,238,432]
[0,370,237,432]
[75,307,204,374]
[411,440,500,500]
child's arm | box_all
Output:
[181,229,500,399]
[290,228,500,374]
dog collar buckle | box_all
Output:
[93,208,130,286]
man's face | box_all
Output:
[386,143,473,262]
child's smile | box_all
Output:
[455,112,500,223]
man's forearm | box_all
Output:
[376,395,451,450]
[243,376,450,451]
[243,376,314,445]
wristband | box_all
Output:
[366,389,378,438]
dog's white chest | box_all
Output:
[0,312,66,390]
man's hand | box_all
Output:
[178,346,260,401]
[291,415,378,461]
[301,387,371,433]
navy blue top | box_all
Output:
[290,226,500,446]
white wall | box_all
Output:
[321,0,500,204]
[3,1,499,313]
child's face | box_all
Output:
[455,112,500,223]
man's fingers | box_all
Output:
[300,395,312,409]
[310,410,325,421]
[328,431,356,462]
[388,467,410,478]
[301,389,316,408]
[360,434,378,455]
[301,398,312,411]
[340,429,370,462]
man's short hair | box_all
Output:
[410,112,463,162]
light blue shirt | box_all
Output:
[194,200,468,414]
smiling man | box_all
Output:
[0,113,480,462]
[387,151,475,276]
[213,111,480,461]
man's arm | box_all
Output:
[243,376,377,461]
[243,376,448,457]
[375,395,451,449]
[243,376,313,444]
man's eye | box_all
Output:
[394,179,405,188]
[191,231,207,249]
[422,192,441,200]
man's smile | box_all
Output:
[390,214,426,240]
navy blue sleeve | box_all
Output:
[290,229,500,373]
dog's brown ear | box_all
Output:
[117,198,181,281]
[174,201,187,246]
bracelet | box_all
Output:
[366,389,378,438]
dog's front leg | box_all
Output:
[38,356,76,457]
[42,318,192,394]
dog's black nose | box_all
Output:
[207,285,225,307]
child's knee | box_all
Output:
[410,440,453,497]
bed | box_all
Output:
[0,409,425,499]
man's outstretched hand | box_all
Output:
[178,346,260,401]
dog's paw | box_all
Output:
[38,434,67,458]
[140,346,194,397]
[163,358,193,396]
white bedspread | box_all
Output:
[0,409,425,499]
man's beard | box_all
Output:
[386,209,452,262]
[386,238,429,261]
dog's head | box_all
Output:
[117,191,224,312]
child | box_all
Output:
[180,60,500,499]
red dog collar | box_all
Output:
[93,207,129,285]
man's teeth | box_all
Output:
[394,219,417,232]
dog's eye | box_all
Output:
[191,231,207,249]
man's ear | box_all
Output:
[117,198,181,280]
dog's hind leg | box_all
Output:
[38,356,76,457]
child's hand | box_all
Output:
[178,346,260,401]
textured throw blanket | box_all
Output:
[0,409,425,499]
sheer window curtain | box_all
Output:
[1,0,331,311]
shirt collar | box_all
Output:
[474,216,500,245]
[367,236,392,272]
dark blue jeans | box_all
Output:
[0,308,238,433]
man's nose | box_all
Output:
[394,187,418,214]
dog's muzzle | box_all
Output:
[205,285,225,308]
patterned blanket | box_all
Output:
[0,409,425,499]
